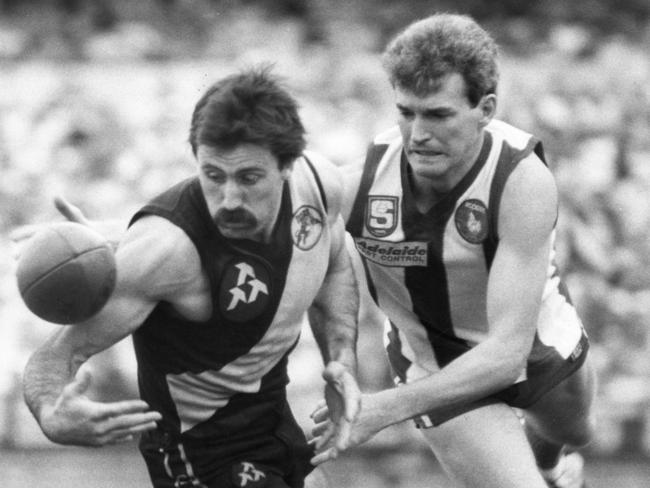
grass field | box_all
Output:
[2,444,649,487]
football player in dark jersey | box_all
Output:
[21,66,360,488]
[312,13,595,488]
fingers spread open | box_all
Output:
[95,400,161,422]
[311,420,331,439]
[340,373,361,421]
[310,447,338,466]
[102,410,162,430]
[333,417,353,451]
[9,224,40,244]
[310,403,329,423]
[54,196,89,225]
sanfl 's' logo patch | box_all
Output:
[454,199,489,244]
[366,196,398,237]
[218,258,271,322]
[292,205,323,250]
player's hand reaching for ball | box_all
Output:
[10,196,124,260]
[40,368,162,446]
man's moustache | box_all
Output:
[215,209,257,226]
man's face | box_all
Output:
[197,143,291,242]
[395,72,493,189]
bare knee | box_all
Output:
[527,360,597,447]
[563,412,596,448]
[526,400,596,448]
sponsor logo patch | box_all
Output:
[454,199,489,244]
[232,462,267,487]
[354,237,428,267]
[291,205,323,250]
[218,258,271,322]
[366,196,398,237]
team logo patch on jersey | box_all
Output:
[232,461,267,487]
[366,196,398,237]
[218,258,271,322]
[454,199,489,244]
[291,205,323,250]
[354,237,428,267]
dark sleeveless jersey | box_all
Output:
[130,155,332,440]
[346,121,586,399]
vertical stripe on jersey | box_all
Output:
[346,144,389,236]
[402,135,492,347]
[399,151,455,351]
[487,137,545,241]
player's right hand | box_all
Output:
[53,195,94,227]
[10,196,89,248]
[10,196,123,260]
[39,368,161,447]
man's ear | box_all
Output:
[478,94,497,127]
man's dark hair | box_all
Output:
[382,13,499,107]
[189,65,306,168]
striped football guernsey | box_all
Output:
[131,153,332,439]
[346,120,587,409]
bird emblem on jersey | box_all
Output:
[454,199,489,244]
[218,258,271,322]
[232,462,267,487]
[291,205,323,250]
[227,262,268,310]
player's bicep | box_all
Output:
[487,157,557,346]
[67,217,196,357]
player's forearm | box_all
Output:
[308,265,359,371]
[371,337,528,429]
[23,334,82,422]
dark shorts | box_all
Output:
[387,326,590,428]
[139,398,314,488]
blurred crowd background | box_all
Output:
[1,0,650,479]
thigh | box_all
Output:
[304,467,329,488]
[524,357,597,445]
[420,402,548,488]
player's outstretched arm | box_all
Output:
[304,153,361,463]
[23,216,199,446]
[308,216,361,464]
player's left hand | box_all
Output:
[309,361,361,464]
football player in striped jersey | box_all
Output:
[21,67,361,488]
[313,13,595,488]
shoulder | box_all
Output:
[373,125,402,146]
[118,215,201,299]
[301,150,345,219]
[487,119,535,149]
[338,126,403,222]
[339,160,364,222]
